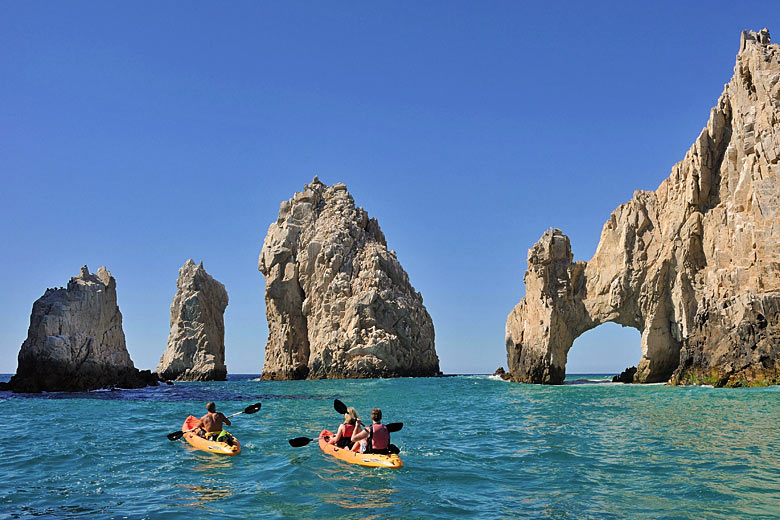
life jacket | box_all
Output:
[367,423,389,453]
[335,423,356,448]
[204,430,234,445]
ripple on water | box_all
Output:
[2,376,780,519]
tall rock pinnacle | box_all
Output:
[258,178,440,379]
[3,266,158,392]
[506,29,780,387]
[156,259,229,381]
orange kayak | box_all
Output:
[181,415,241,456]
[318,430,403,468]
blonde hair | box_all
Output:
[344,407,359,425]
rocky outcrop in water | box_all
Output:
[493,367,511,381]
[258,177,439,379]
[156,259,228,381]
[506,29,780,387]
[612,366,637,384]
[2,266,158,392]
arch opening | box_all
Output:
[565,322,642,381]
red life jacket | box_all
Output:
[369,423,389,451]
[335,423,356,448]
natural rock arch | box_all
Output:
[505,229,682,384]
[506,30,780,386]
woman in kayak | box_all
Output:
[351,408,390,455]
[329,406,359,449]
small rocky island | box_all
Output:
[156,259,229,381]
[1,266,158,392]
[258,177,440,379]
[506,29,780,387]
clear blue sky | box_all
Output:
[1,2,777,375]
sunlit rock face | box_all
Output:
[156,259,228,381]
[258,177,439,380]
[3,266,158,392]
[506,29,780,387]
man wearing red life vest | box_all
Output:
[351,408,390,455]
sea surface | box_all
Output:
[2,373,779,519]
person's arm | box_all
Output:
[351,420,367,442]
[220,413,231,426]
[330,424,344,444]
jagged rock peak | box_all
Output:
[156,259,229,381]
[506,29,780,387]
[2,265,158,392]
[258,178,440,380]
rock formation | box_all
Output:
[612,366,637,384]
[258,177,439,379]
[506,29,780,387]
[156,259,228,381]
[493,367,511,381]
[2,266,158,392]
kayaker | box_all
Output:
[195,402,233,444]
[329,407,359,449]
[351,408,390,455]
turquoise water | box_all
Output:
[2,374,780,519]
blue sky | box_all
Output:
[1,2,778,375]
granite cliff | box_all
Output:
[2,266,158,392]
[156,259,228,381]
[258,178,439,379]
[506,29,780,387]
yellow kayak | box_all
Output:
[182,415,241,456]
[318,430,402,468]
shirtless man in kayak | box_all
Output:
[196,402,231,433]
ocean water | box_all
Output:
[2,374,779,519]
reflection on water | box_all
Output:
[327,486,397,505]
[311,458,401,517]
[178,482,233,508]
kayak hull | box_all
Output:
[318,429,402,468]
[181,415,241,456]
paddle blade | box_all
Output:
[167,430,185,441]
[244,402,262,414]
[387,422,403,433]
[288,437,315,447]
[334,399,347,415]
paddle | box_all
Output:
[167,402,262,441]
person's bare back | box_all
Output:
[196,402,231,432]
[199,412,230,432]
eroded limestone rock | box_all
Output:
[156,259,228,381]
[506,29,780,387]
[3,266,158,392]
[258,177,439,379]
